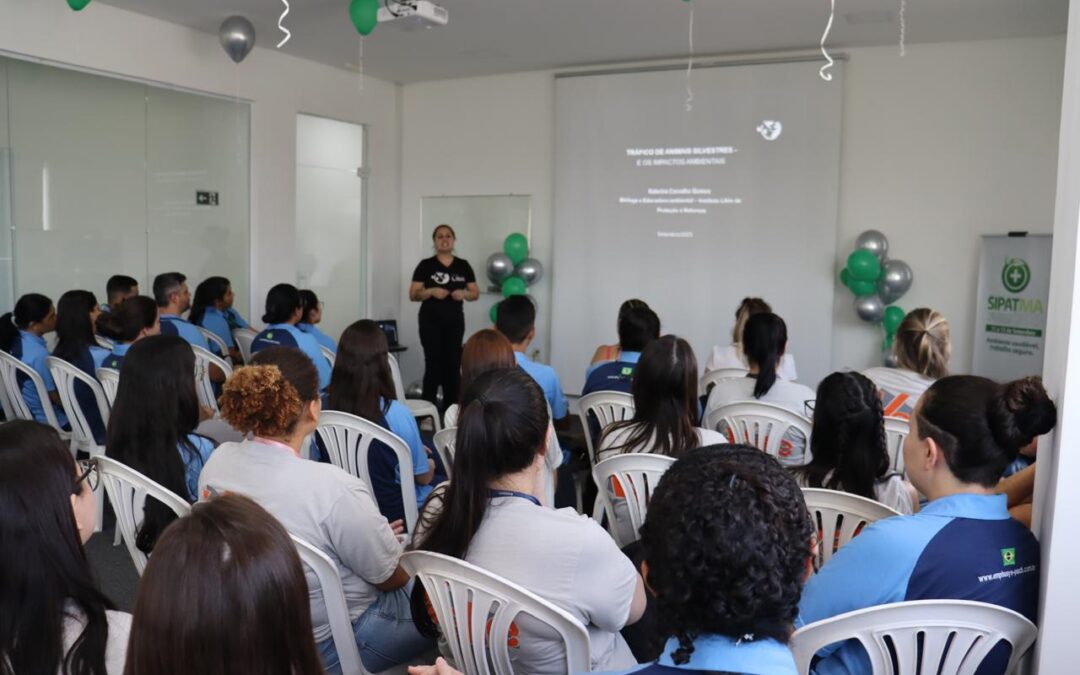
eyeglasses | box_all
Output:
[75,458,100,493]
[804,400,816,417]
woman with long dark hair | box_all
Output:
[411,368,647,673]
[250,283,331,391]
[106,335,215,553]
[188,276,243,363]
[123,494,324,675]
[298,289,337,354]
[98,296,160,370]
[52,290,111,444]
[793,372,918,514]
[0,292,67,425]
[0,420,131,675]
[326,320,437,525]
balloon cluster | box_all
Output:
[350,0,380,36]
[839,230,914,353]
[485,233,543,323]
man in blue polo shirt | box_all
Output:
[154,272,223,382]
[495,295,569,428]
[581,305,660,397]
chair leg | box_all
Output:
[573,471,585,513]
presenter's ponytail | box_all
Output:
[0,293,53,353]
[742,312,787,399]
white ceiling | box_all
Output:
[98,0,1068,83]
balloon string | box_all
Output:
[899,0,906,57]
[685,5,695,112]
[277,0,292,48]
[357,38,365,91]
[819,0,836,82]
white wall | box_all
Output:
[400,36,1065,386]
[0,0,401,322]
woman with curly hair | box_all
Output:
[197,347,432,674]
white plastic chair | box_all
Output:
[790,599,1037,675]
[95,335,114,350]
[801,488,901,571]
[388,353,442,432]
[698,367,748,395]
[291,533,370,675]
[315,410,419,534]
[97,456,192,576]
[196,326,231,363]
[703,400,812,465]
[96,367,120,407]
[400,551,592,675]
[233,329,255,364]
[577,390,636,464]
[0,350,64,432]
[592,453,676,547]
[432,426,457,476]
[884,416,910,474]
[191,345,233,414]
[320,344,336,368]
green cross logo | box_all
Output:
[1001,547,1017,567]
[265,332,273,339]
[1001,259,1031,294]
[621,367,634,376]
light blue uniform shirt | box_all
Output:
[599,635,797,675]
[102,342,133,370]
[222,307,249,330]
[182,434,216,501]
[585,350,642,379]
[383,398,433,507]
[298,322,337,354]
[196,306,236,349]
[251,323,332,391]
[159,314,211,351]
[515,351,569,420]
[16,331,68,427]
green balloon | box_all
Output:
[349,0,379,36]
[882,306,906,335]
[67,0,91,9]
[848,279,877,296]
[501,276,527,298]
[883,334,895,351]
[839,268,852,289]
[489,303,499,324]
[846,249,882,282]
[503,233,529,266]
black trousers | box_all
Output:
[419,312,464,408]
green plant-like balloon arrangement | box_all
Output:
[485,233,543,323]
[839,230,915,360]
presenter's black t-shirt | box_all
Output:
[412,255,476,322]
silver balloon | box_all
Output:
[854,294,885,323]
[219,16,256,64]
[515,258,544,286]
[486,253,514,286]
[855,230,889,261]
[883,351,898,368]
[877,259,913,305]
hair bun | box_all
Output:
[988,376,1057,451]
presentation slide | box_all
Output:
[551,60,845,392]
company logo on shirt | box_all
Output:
[620,367,633,376]
[265,332,274,340]
[432,272,450,285]
[1001,547,1017,567]
[1001,258,1031,294]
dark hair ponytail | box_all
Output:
[262,284,301,325]
[742,312,787,399]
[188,276,230,327]
[96,296,157,343]
[409,367,549,637]
[0,293,53,353]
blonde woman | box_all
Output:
[706,297,798,380]
[863,307,950,419]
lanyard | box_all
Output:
[252,436,301,458]
[489,489,541,507]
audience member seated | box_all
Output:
[97,296,160,369]
[862,307,950,419]
[0,421,131,675]
[495,295,570,427]
[52,290,111,444]
[152,272,210,352]
[107,335,216,553]
[0,293,68,427]
[589,298,650,367]
[582,304,661,397]
[251,283,332,392]
[123,494,325,675]
[188,275,243,362]
[793,372,918,515]
[298,289,337,354]
[997,437,1042,528]
[410,368,647,673]
[705,296,798,380]
[799,375,1057,675]
[326,320,438,526]
[100,274,139,314]
[199,347,431,673]
[704,312,815,465]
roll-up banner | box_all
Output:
[972,234,1052,381]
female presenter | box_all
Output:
[409,224,480,407]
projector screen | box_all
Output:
[551,60,844,393]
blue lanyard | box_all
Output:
[489,489,541,507]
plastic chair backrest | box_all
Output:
[96,368,120,407]
[46,357,110,450]
[577,390,635,463]
[196,326,231,361]
[233,329,254,364]
[592,453,676,547]
[801,488,901,570]
[320,344,336,368]
[387,353,407,402]
[97,456,191,576]
[291,534,369,675]
[703,400,812,464]
[432,426,457,476]
[0,350,62,430]
[400,551,591,675]
[884,416,910,474]
[790,599,1037,675]
[190,345,233,414]
[698,367,749,395]
[315,410,419,533]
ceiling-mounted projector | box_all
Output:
[376,1,449,30]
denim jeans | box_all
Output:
[317,582,432,674]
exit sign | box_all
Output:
[196,191,219,206]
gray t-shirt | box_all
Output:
[198,439,403,642]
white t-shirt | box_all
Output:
[705,344,798,381]
[596,425,727,463]
[464,497,640,673]
[197,439,403,643]
[61,607,132,675]
[704,376,815,465]
[862,366,936,419]
[793,470,915,515]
